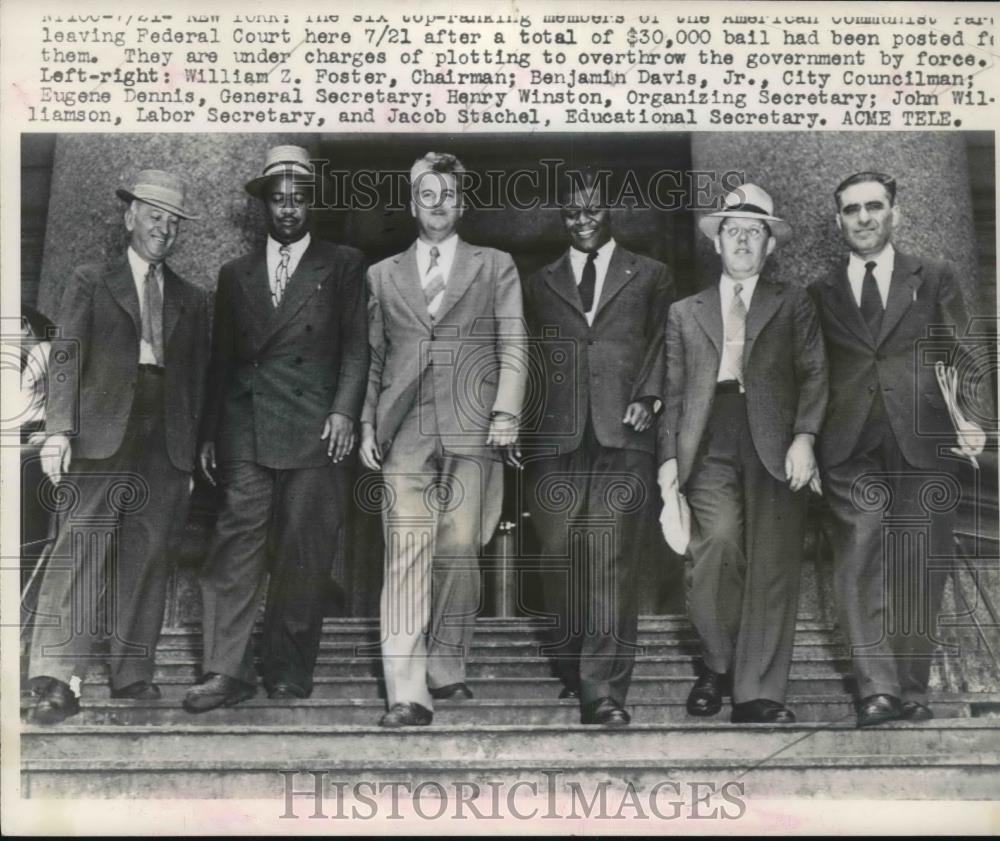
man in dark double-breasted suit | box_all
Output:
[520,170,674,727]
[184,146,369,712]
[658,183,828,724]
[810,171,985,728]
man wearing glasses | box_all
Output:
[657,183,828,723]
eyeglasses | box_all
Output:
[720,225,769,241]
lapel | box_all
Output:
[237,248,276,342]
[104,257,141,339]
[877,251,923,345]
[543,252,587,320]
[161,264,184,350]
[743,276,784,349]
[823,258,874,349]
[690,285,724,356]
[388,242,432,330]
[434,238,484,324]
[592,245,636,320]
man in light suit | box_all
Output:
[29,170,209,723]
[520,169,674,726]
[810,171,985,727]
[360,151,527,727]
[184,146,369,712]
[658,183,828,723]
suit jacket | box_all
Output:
[201,239,369,469]
[46,257,210,472]
[521,245,674,455]
[809,251,974,471]
[363,238,527,457]
[660,275,828,486]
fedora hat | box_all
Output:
[116,170,198,220]
[244,145,316,198]
[698,183,792,244]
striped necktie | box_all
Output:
[424,246,446,314]
[273,244,291,307]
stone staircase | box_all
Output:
[20,615,1000,800]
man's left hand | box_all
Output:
[623,400,653,432]
[955,417,987,458]
[321,413,356,463]
[487,411,519,448]
[785,433,820,493]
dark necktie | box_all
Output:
[860,260,884,338]
[142,262,164,366]
[579,251,597,313]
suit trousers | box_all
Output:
[378,385,502,710]
[30,368,190,690]
[199,458,349,693]
[525,421,652,706]
[685,391,806,704]
[821,394,954,703]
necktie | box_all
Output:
[720,282,747,385]
[142,263,164,366]
[273,245,291,307]
[424,245,446,312]
[859,260,884,338]
[579,251,597,313]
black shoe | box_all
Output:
[379,702,433,727]
[267,683,308,700]
[111,680,162,701]
[31,678,80,725]
[900,700,935,722]
[686,670,729,717]
[429,683,473,701]
[558,685,580,700]
[182,673,256,713]
[857,693,903,728]
[581,696,631,727]
[731,699,796,724]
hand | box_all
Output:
[785,434,819,493]
[657,458,679,497]
[503,444,524,469]
[41,434,72,484]
[954,418,986,458]
[199,441,217,487]
[359,422,382,471]
[486,411,518,448]
[623,400,654,432]
[321,413,356,463]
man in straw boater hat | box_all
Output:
[184,145,368,712]
[656,183,828,723]
[28,170,209,724]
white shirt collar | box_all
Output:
[569,237,616,267]
[847,243,894,307]
[267,232,311,263]
[127,246,162,283]
[416,233,459,274]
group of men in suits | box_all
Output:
[27,150,985,733]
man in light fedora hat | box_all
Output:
[184,145,368,712]
[29,170,210,724]
[656,182,828,723]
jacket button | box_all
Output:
[293,388,302,397]
[295,357,303,365]
[588,339,596,346]
[252,361,259,368]
[306,325,313,332]
[867,385,875,393]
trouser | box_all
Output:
[822,394,955,704]
[684,390,807,704]
[199,459,350,693]
[30,367,190,690]
[525,421,652,706]
[378,392,502,710]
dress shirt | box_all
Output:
[568,238,616,326]
[266,233,311,299]
[847,243,894,308]
[127,246,165,366]
[416,233,458,316]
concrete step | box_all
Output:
[22,754,1000,800]
[22,720,1000,764]
[19,695,984,727]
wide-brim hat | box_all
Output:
[698,183,792,244]
[245,145,316,198]
[116,169,199,220]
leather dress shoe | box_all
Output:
[558,685,580,700]
[686,670,729,717]
[581,696,631,727]
[731,699,796,724]
[183,673,256,713]
[856,693,903,728]
[31,678,80,725]
[429,683,473,701]
[111,680,162,701]
[379,702,433,727]
[268,683,308,700]
[900,700,935,722]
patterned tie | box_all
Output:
[424,245,446,313]
[579,251,597,313]
[142,262,164,366]
[859,260,884,339]
[720,282,747,385]
[273,244,291,308]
